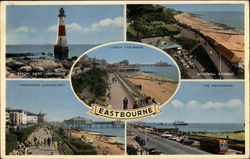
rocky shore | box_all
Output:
[6,58,75,78]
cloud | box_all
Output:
[14,26,27,33]
[187,100,199,107]
[48,23,83,32]
[67,23,81,30]
[171,100,184,108]
[201,99,242,109]
[170,98,242,110]
[47,16,124,32]
[14,26,37,33]
[92,17,123,28]
[48,25,57,32]
[30,28,37,33]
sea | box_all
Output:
[164,4,244,31]
[6,44,98,59]
[144,123,245,133]
[192,11,244,30]
[140,65,179,81]
[80,127,125,144]
[7,44,180,81]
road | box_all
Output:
[177,25,236,79]
[190,37,236,79]
[128,126,210,154]
[201,42,236,79]
[105,73,134,109]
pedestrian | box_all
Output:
[107,92,110,99]
[35,140,39,148]
[37,139,40,148]
[151,98,157,104]
[53,141,58,151]
[47,137,51,146]
[133,102,139,109]
[144,96,151,105]
[33,137,37,145]
[123,97,128,110]
[44,138,47,146]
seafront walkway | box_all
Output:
[105,73,133,109]
[28,125,60,155]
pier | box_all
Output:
[63,120,125,129]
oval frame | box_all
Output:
[69,41,181,118]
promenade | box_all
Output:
[28,125,60,155]
[105,73,133,109]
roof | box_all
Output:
[205,36,241,63]
[141,36,181,50]
[216,44,241,63]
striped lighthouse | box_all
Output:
[54,8,69,60]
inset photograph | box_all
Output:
[6,5,124,78]
[6,80,125,155]
[127,4,245,79]
[71,42,180,110]
[127,81,245,155]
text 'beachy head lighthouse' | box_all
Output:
[54,8,69,60]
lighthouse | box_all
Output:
[54,8,69,60]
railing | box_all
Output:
[115,73,147,107]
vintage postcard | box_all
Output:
[5,5,124,78]
[0,1,249,159]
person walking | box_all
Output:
[133,102,139,109]
[151,98,157,104]
[123,97,128,110]
[53,141,58,151]
[33,137,37,146]
[44,137,47,146]
[47,137,51,146]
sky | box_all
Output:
[6,81,244,123]
[162,4,244,12]
[136,81,245,123]
[6,5,124,44]
[6,80,107,122]
[86,43,176,65]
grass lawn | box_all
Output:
[165,24,180,34]
[166,24,179,32]
[197,132,244,141]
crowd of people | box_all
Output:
[10,125,60,155]
[123,96,158,110]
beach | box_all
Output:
[70,130,124,155]
[125,72,178,105]
[174,13,244,60]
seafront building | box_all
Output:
[26,112,38,124]
[6,109,27,125]
[6,108,47,126]
[73,56,140,74]
[141,36,182,51]
[37,112,48,123]
[205,35,244,69]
